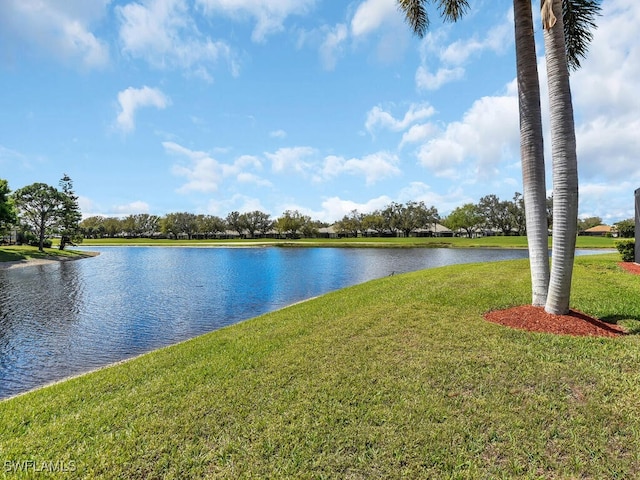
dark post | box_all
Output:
[636,188,640,263]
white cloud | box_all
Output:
[569,0,640,189]
[415,11,512,91]
[164,142,265,193]
[440,22,511,65]
[349,0,408,65]
[415,65,465,91]
[321,152,401,185]
[117,0,237,79]
[172,160,222,193]
[510,0,640,222]
[237,172,273,187]
[397,182,473,216]
[400,123,437,148]
[299,0,405,70]
[318,195,393,222]
[116,86,170,133]
[365,103,436,134]
[235,155,262,169]
[0,0,110,68]
[0,144,30,167]
[320,23,348,70]
[579,181,636,224]
[164,141,227,193]
[112,201,150,216]
[196,0,316,42]
[207,194,268,216]
[269,129,287,139]
[265,146,317,173]
[416,94,519,180]
[350,0,398,38]
[77,196,97,219]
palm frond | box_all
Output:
[437,0,470,22]
[397,0,430,38]
[563,0,601,71]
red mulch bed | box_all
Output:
[619,261,640,275]
[485,262,639,338]
[484,305,625,338]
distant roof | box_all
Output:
[584,224,612,233]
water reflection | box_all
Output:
[0,246,605,399]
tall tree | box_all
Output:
[80,216,106,238]
[102,217,122,238]
[58,174,83,250]
[196,214,226,239]
[162,212,198,240]
[614,219,634,239]
[0,179,17,240]
[542,0,600,314]
[226,211,245,238]
[335,210,363,238]
[478,194,515,235]
[444,203,483,238]
[398,0,549,303]
[275,210,309,238]
[13,183,65,252]
[514,0,550,304]
[240,210,273,239]
[509,192,527,236]
[399,0,600,307]
[361,211,387,236]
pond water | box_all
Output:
[0,246,603,399]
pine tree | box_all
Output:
[58,174,83,250]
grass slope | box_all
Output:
[1,254,640,478]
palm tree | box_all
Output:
[541,0,600,314]
[399,0,600,311]
[514,0,550,306]
[399,0,550,305]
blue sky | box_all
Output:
[1,0,638,224]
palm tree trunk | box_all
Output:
[543,0,579,315]
[514,0,549,306]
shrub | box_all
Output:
[615,239,635,262]
[28,238,53,249]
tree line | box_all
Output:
[79,209,324,240]
[75,194,526,239]
[1,177,634,250]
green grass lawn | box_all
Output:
[1,253,639,478]
[0,245,97,263]
[79,235,617,249]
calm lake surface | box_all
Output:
[0,246,603,399]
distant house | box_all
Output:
[413,224,454,237]
[581,224,614,237]
[317,225,338,238]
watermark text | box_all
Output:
[4,460,77,473]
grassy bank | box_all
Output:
[1,253,640,478]
[0,245,97,264]
[79,235,616,249]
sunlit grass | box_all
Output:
[79,235,617,249]
[0,245,97,263]
[1,253,639,478]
